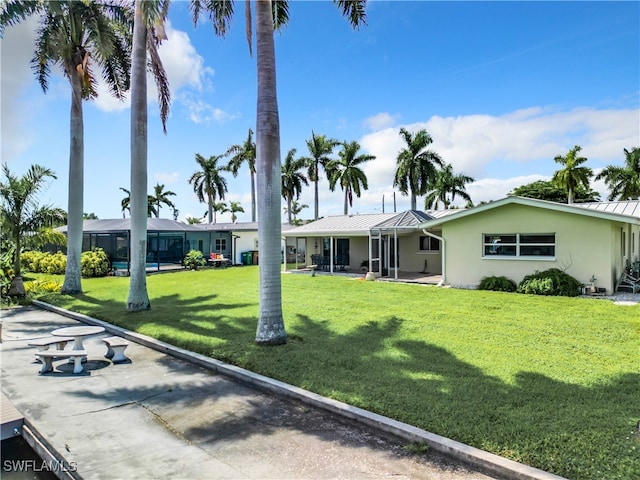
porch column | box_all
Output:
[394,228,399,280]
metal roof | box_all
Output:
[57,219,298,233]
[573,200,640,218]
[417,197,640,229]
[283,213,399,236]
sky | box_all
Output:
[2,0,639,223]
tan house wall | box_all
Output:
[300,236,370,269]
[442,204,623,293]
[397,232,443,274]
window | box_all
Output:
[215,238,227,252]
[483,233,555,258]
[419,236,440,252]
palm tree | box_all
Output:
[189,154,228,223]
[551,145,593,204]
[225,128,257,222]
[150,183,176,218]
[394,128,443,210]
[1,1,132,295]
[119,187,157,218]
[0,164,66,295]
[127,0,171,312]
[210,201,229,223]
[228,201,244,223]
[425,163,475,210]
[284,200,308,225]
[184,216,202,224]
[281,148,309,224]
[191,0,368,345]
[329,141,374,215]
[595,147,640,200]
[300,131,340,220]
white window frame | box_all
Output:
[482,233,556,260]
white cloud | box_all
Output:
[184,98,239,125]
[362,112,400,131]
[93,21,218,117]
[360,106,639,191]
[154,172,180,184]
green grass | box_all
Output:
[30,267,640,480]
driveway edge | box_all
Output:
[33,300,566,480]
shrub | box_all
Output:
[80,248,109,277]
[24,278,62,296]
[517,268,581,297]
[183,250,206,270]
[478,275,517,292]
[21,250,67,275]
[1,247,15,299]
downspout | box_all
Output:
[282,236,287,272]
[422,229,445,286]
[394,227,398,280]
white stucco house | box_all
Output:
[417,197,640,293]
[284,197,640,294]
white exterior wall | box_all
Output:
[233,230,259,265]
[442,204,622,293]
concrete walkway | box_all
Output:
[0,305,562,480]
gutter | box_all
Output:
[422,229,445,286]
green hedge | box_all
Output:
[517,268,582,297]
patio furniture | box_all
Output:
[35,350,88,374]
[103,336,130,363]
[616,266,640,294]
[335,254,348,271]
[51,325,105,363]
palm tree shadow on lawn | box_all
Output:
[47,297,639,478]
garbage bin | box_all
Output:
[251,250,259,265]
[241,251,252,266]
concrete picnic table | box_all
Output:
[51,325,105,352]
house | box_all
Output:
[282,210,458,277]
[57,218,228,269]
[417,196,640,294]
[57,219,295,269]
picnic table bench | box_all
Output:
[103,336,130,363]
[35,349,88,374]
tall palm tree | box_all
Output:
[191,0,367,345]
[127,0,171,312]
[228,201,244,223]
[0,164,65,295]
[394,128,443,210]
[300,131,340,220]
[150,183,176,218]
[595,147,640,200]
[225,128,257,222]
[1,0,133,295]
[425,163,475,210]
[281,148,309,224]
[551,145,592,204]
[189,154,228,223]
[329,141,374,215]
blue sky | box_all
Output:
[2,1,639,223]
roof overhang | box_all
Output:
[418,196,640,230]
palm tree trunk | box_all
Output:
[250,170,257,222]
[344,189,349,215]
[127,0,150,311]
[61,70,84,294]
[255,0,286,345]
[410,192,417,211]
[287,195,293,224]
[314,174,319,220]
[208,193,214,223]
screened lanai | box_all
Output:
[57,218,231,272]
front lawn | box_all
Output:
[33,267,639,479]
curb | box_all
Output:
[33,300,566,480]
